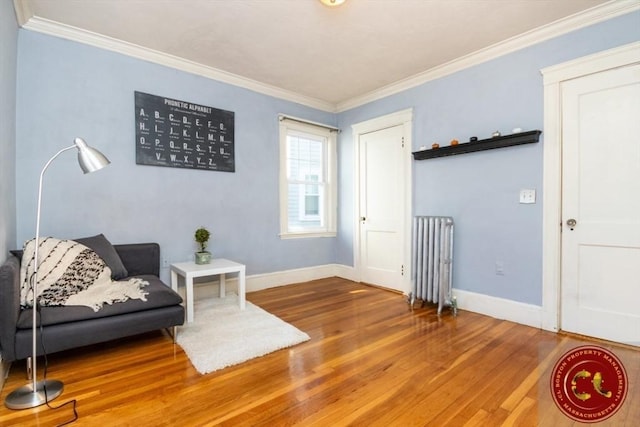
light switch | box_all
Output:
[519,189,536,204]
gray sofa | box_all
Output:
[0,240,184,367]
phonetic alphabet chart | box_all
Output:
[135,91,235,172]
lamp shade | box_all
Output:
[74,137,110,173]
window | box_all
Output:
[301,174,320,220]
[279,117,337,238]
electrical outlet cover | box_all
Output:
[519,189,536,204]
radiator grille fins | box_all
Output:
[410,216,455,315]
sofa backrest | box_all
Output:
[114,243,160,277]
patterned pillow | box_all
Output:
[74,234,128,280]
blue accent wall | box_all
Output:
[11,9,640,303]
[337,11,640,305]
[0,0,18,263]
[15,31,338,281]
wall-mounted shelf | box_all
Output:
[412,130,541,160]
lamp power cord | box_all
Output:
[32,276,79,426]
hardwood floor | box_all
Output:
[1,278,638,426]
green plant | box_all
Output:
[194,227,211,252]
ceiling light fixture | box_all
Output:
[320,0,346,7]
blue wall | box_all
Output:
[13,10,640,303]
[0,0,18,264]
[15,31,338,282]
[337,11,640,305]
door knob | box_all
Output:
[360,216,366,222]
[566,218,577,230]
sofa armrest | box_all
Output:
[114,243,160,277]
[0,255,21,361]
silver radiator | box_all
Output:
[410,216,456,315]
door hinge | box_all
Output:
[401,136,405,148]
[401,264,404,276]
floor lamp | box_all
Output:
[5,137,110,410]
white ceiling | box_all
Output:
[15,0,632,111]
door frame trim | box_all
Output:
[540,41,640,332]
[352,108,413,292]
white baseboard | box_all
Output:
[185,264,357,296]
[246,263,357,292]
[186,263,542,329]
[453,289,543,329]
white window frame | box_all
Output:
[279,118,337,239]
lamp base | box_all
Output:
[4,379,64,410]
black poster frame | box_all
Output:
[134,91,235,172]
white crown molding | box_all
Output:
[336,0,640,112]
[19,16,337,113]
[13,0,32,26]
[16,1,639,113]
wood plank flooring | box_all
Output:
[1,277,638,426]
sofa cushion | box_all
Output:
[17,275,182,329]
[75,234,128,280]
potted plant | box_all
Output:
[194,226,211,264]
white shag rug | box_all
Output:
[176,293,310,374]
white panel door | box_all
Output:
[358,125,407,291]
[561,63,640,345]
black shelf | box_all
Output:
[412,130,541,160]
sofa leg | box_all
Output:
[26,357,32,380]
[172,326,178,343]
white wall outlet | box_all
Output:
[519,189,536,204]
[162,258,170,268]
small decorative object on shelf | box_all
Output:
[194,226,212,264]
[432,143,440,149]
[450,139,459,146]
[470,136,478,142]
[412,130,541,160]
[492,130,501,137]
[512,127,523,133]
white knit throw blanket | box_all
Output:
[20,237,148,312]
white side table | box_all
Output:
[170,259,246,323]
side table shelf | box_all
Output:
[412,130,541,160]
[170,259,246,323]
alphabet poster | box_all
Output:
[134,91,235,172]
